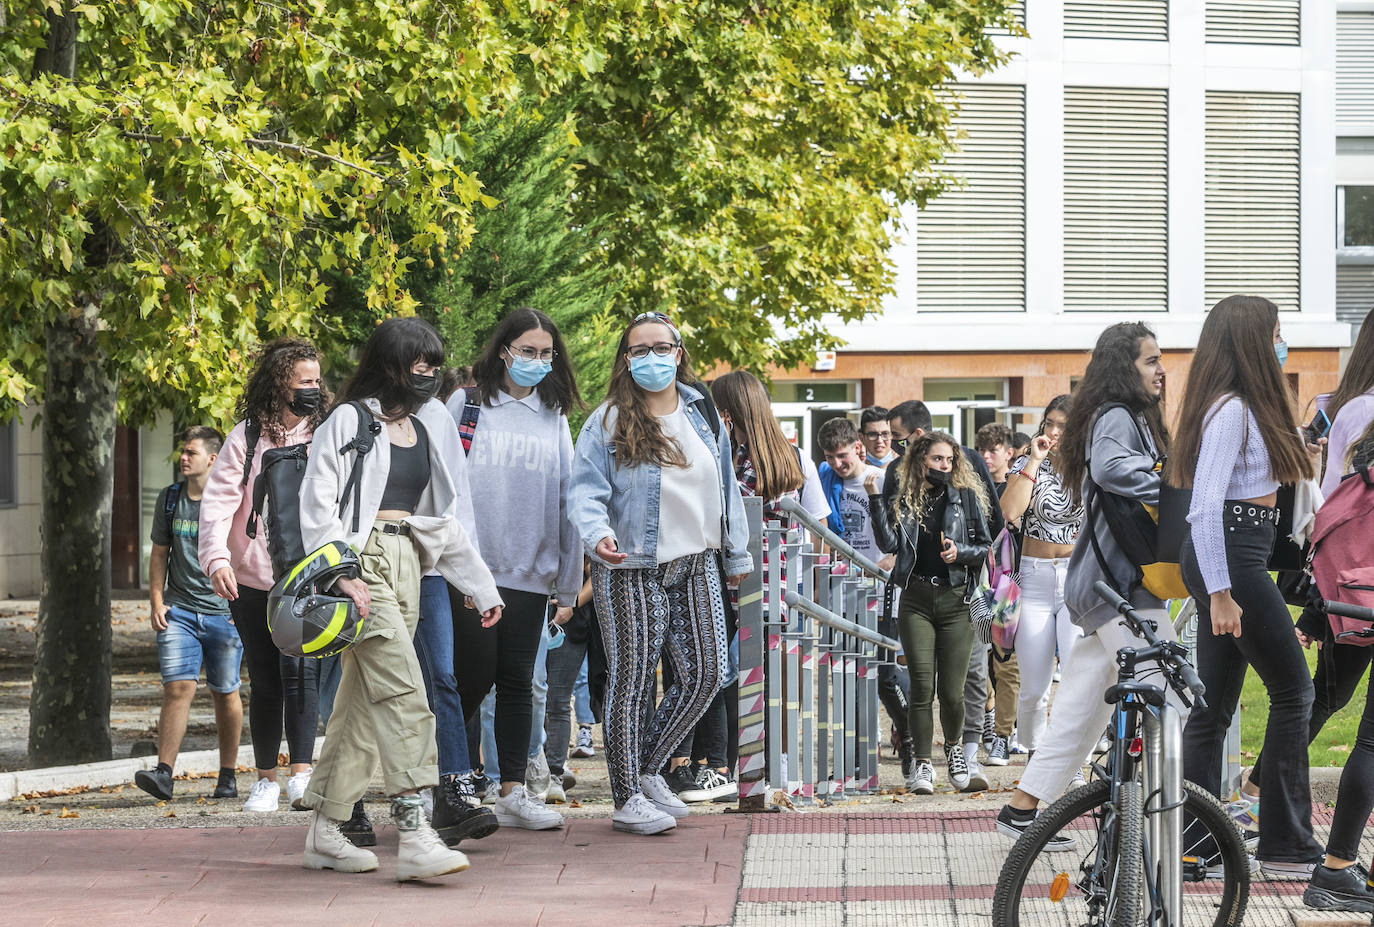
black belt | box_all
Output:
[379,523,412,537]
[910,574,950,586]
[1223,502,1277,526]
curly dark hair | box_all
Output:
[1059,322,1169,504]
[236,338,331,444]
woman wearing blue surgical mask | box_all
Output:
[568,313,751,835]
[446,307,584,833]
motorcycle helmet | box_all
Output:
[268,541,366,658]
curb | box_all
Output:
[0,736,326,802]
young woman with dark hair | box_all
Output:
[1172,295,1324,878]
[996,322,1185,839]
[445,307,583,831]
[198,338,331,813]
[997,394,1084,759]
[568,313,751,835]
[1320,307,1374,497]
[872,431,993,795]
[295,316,502,881]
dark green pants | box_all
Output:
[896,582,974,761]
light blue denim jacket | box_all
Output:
[569,382,752,576]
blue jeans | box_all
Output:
[573,658,594,726]
[416,574,472,777]
[529,620,550,758]
[158,606,243,693]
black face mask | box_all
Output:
[410,372,440,402]
[926,468,951,487]
[288,387,321,417]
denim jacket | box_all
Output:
[569,382,752,576]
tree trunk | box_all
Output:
[28,304,116,765]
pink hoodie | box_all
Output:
[198,417,315,593]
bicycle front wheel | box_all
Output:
[992,779,1249,927]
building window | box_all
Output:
[0,420,15,508]
[1341,186,1374,248]
[1206,0,1299,47]
[1204,91,1301,312]
[1337,186,1374,327]
[916,84,1027,313]
[1064,1,1168,41]
[989,0,1026,34]
[1338,12,1374,132]
[1063,87,1169,312]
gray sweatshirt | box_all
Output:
[1065,406,1166,634]
[446,388,582,603]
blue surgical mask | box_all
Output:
[507,354,552,388]
[546,621,565,650]
[1274,339,1288,367]
[628,353,678,392]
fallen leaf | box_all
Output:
[58,807,79,819]
[567,799,582,808]
[1329,744,1351,752]
[165,810,177,818]
[20,805,38,814]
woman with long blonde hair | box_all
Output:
[872,431,992,795]
[568,313,751,834]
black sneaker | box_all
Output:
[1304,862,1374,913]
[986,735,1010,767]
[898,735,914,780]
[213,770,237,799]
[470,767,497,805]
[982,709,996,748]
[339,800,377,848]
[134,765,174,801]
[665,765,699,797]
[996,804,1077,852]
[432,779,499,845]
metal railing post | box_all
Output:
[734,497,768,811]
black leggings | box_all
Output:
[1180,513,1323,863]
[451,585,548,785]
[1326,665,1374,861]
[230,585,320,770]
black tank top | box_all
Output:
[379,417,431,513]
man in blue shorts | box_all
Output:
[134,427,244,801]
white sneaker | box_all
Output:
[963,747,990,793]
[243,777,281,813]
[525,752,551,801]
[571,725,595,758]
[639,773,689,818]
[545,777,567,804]
[1068,770,1088,793]
[494,784,564,830]
[612,793,676,835]
[286,768,312,810]
[906,761,935,795]
[303,811,379,872]
[395,820,469,881]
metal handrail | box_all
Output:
[774,495,892,583]
[784,590,900,652]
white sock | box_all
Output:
[964,742,980,763]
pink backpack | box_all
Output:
[1310,467,1374,647]
[976,527,1022,654]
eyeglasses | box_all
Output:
[506,344,557,362]
[862,430,892,441]
[625,342,680,360]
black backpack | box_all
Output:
[244,402,381,580]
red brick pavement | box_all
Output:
[0,815,748,927]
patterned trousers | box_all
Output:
[591,551,729,807]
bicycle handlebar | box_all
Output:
[1094,581,1208,709]
[1326,600,1374,622]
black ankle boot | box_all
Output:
[432,776,499,846]
[339,799,376,847]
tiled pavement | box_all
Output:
[3,804,1370,927]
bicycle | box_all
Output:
[993,581,1251,927]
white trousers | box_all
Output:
[1018,610,1189,802]
[1014,556,1083,751]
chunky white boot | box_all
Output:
[303,810,379,872]
[392,794,470,881]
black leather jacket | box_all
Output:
[870,475,993,592]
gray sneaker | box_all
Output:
[906,760,935,795]
[986,735,1010,766]
[944,743,971,791]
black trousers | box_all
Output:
[230,585,320,770]
[451,585,548,784]
[1180,511,1323,864]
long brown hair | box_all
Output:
[894,431,990,523]
[1326,306,1374,424]
[237,338,332,443]
[1168,295,1312,488]
[711,371,803,501]
[470,307,581,415]
[1059,322,1170,504]
[606,316,697,468]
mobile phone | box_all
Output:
[1304,409,1331,444]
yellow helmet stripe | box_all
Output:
[302,601,349,654]
[284,542,344,588]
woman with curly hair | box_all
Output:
[198,338,331,813]
[568,313,751,835]
[872,431,993,795]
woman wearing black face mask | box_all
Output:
[199,338,332,812]
[871,431,993,797]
